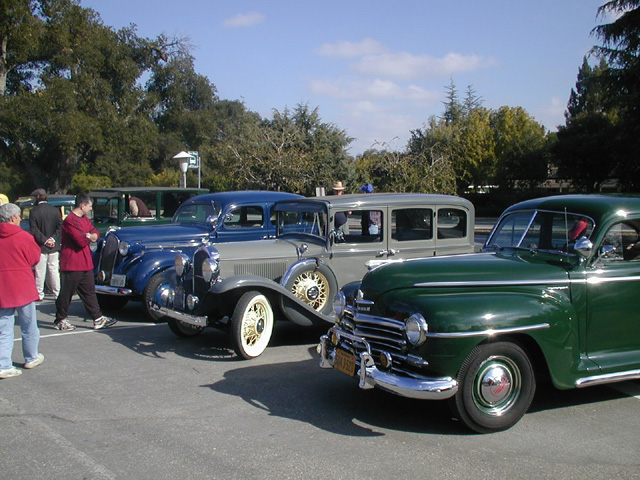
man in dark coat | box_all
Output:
[29,189,62,300]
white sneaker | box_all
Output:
[0,366,22,379]
[24,353,44,369]
[93,316,117,330]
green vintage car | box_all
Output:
[320,194,640,433]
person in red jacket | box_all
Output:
[54,194,117,331]
[0,203,44,379]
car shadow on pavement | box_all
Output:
[203,345,464,437]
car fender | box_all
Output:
[212,274,336,327]
[378,285,579,388]
[125,250,184,295]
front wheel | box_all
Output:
[143,272,170,322]
[450,341,536,433]
[231,291,274,359]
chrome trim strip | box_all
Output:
[413,279,572,288]
[575,369,640,388]
[425,323,550,338]
[150,304,208,327]
[95,285,133,296]
[319,331,458,400]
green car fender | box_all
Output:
[373,285,579,387]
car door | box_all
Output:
[387,205,437,260]
[585,219,640,372]
[329,206,389,285]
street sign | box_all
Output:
[187,151,199,169]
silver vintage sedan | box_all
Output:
[151,193,475,359]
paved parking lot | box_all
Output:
[2,296,640,479]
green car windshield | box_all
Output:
[485,210,594,253]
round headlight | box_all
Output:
[333,291,346,318]
[405,313,428,347]
[202,257,219,283]
[174,254,190,277]
[118,241,130,256]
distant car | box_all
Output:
[20,194,76,231]
[93,191,301,320]
[89,187,208,234]
[152,193,476,359]
[320,194,640,433]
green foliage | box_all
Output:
[69,169,112,194]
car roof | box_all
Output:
[89,187,208,199]
[275,193,474,210]
[185,191,302,205]
[20,194,76,208]
[503,194,640,225]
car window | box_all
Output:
[335,210,383,243]
[92,197,119,222]
[278,210,327,238]
[392,208,432,242]
[224,206,264,228]
[172,203,218,223]
[488,210,594,252]
[126,193,156,218]
[161,192,193,218]
[601,222,640,261]
[437,208,467,239]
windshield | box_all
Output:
[485,210,594,254]
[171,202,221,224]
[276,207,327,240]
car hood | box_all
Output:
[361,251,575,299]
[110,223,211,247]
[212,237,327,262]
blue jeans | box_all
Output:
[0,303,40,369]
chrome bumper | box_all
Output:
[149,303,208,327]
[318,329,457,400]
[95,285,133,296]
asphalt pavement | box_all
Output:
[2,295,640,479]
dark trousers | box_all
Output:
[55,270,102,322]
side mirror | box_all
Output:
[574,237,593,260]
[206,215,219,228]
[330,228,345,244]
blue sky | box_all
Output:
[81,0,608,155]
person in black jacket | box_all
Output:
[29,189,62,300]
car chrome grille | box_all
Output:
[336,308,430,377]
[98,235,120,283]
[193,250,210,299]
[342,309,406,355]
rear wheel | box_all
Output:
[97,294,128,312]
[450,341,536,433]
[231,291,274,359]
[167,318,205,338]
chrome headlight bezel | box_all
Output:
[404,313,428,347]
[201,257,219,283]
[118,241,130,256]
[333,291,346,318]
[174,253,191,277]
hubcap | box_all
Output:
[473,355,521,417]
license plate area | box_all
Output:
[334,349,356,377]
[110,274,126,288]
